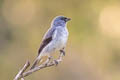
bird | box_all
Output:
[30,16,71,69]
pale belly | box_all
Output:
[41,27,68,56]
[53,35,68,50]
[45,34,68,53]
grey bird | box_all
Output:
[30,16,71,69]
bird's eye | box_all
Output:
[61,17,67,21]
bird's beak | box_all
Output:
[66,18,71,22]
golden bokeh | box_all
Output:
[2,0,37,26]
[99,5,120,38]
[0,0,120,80]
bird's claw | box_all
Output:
[62,51,65,56]
[54,60,59,66]
[60,50,65,56]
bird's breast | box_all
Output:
[53,27,68,50]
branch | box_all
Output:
[14,61,30,80]
[14,52,64,80]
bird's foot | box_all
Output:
[54,60,59,66]
[43,56,53,66]
[60,50,65,56]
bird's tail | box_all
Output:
[30,57,41,70]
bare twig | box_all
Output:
[14,61,30,80]
[14,52,64,80]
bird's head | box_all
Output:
[51,16,71,27]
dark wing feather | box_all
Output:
[38,37,52,55]
[38,28,55,55]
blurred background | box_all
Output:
[0,0,120,80]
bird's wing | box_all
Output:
[38,28,57,55]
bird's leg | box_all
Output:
[43,56,53,65]
[60,48,65,56]
[58,48,65,61]
[53,48,65,65]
